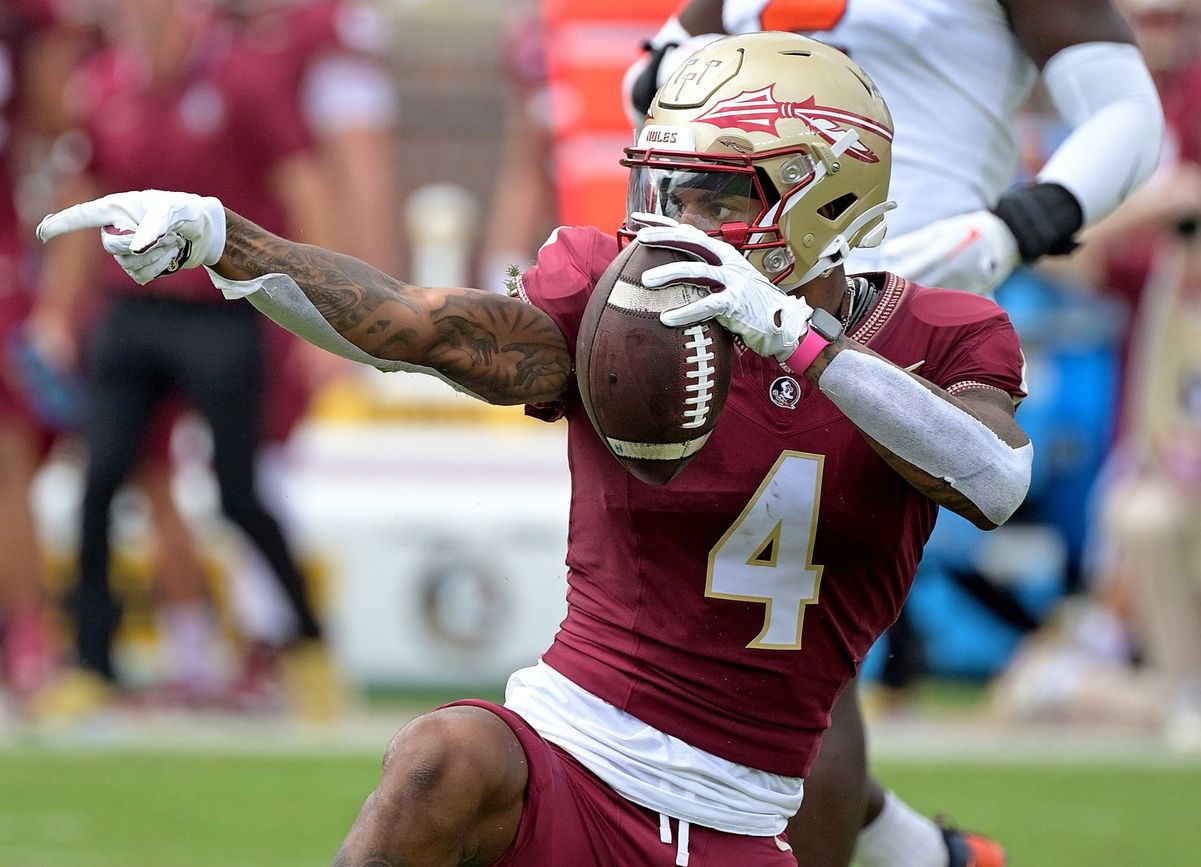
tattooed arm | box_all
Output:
[34,192,571,406]
[212,212,572,405]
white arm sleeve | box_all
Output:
[1038,41,1164,226]
[722,0,772,34]
[817,351,1033,525]
[205,268,486,401]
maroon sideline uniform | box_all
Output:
[225,0,393,446]
[75,17,314,453]
[517,226,1026,777]
[0,17,29,350]
[74,20,311,302]
[237,0,383,76]
[0,3,54,430]
[63,14,327,684]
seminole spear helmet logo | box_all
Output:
[694,85,892,163]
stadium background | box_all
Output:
[1,0,1199,864]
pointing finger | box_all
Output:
[35,192,148,242]
[37,201,119,242]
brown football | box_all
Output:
[576,239,734,485]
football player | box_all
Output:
[38,34,1033,867]
[28,0,333,716]
[627,0,1163,298]
[626,3,1164,864]
[0,0,62,710]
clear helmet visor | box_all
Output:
[626,164,766,234]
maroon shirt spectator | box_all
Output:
[36,4,328,689]
[72,18,312,302]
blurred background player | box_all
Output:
[989,0,1201,751]
[477,0,558,294]
[0,0,65,712]
[625,2,1163,867]
[194,0,402,712]
[28,0,338,719]
[1082,0,1201,750]
[216,0,400,679]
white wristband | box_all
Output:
[197,196,227,266]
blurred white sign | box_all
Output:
[286,421,571,688]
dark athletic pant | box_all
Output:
[76,294,321,680]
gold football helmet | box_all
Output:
[621,32,895,287]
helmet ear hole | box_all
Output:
[818,193,858,221]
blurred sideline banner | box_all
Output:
[285,418,570,689]
[542,0,678,230]
[32,394,572,691]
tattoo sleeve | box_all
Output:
[215,211,571,405]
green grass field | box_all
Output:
[874,760,1201,866]
[1,748,1199,865]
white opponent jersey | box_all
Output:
[725,0,1038,267]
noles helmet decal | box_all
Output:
[694,85,892,163]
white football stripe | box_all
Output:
[608,432,712,460]
[608,277,709,313]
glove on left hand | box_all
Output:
[639,224,815,361]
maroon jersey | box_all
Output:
[232,0,388,94]
[517,227,1026,777]
[0,4,36,312]
[0,0,64,286]
[74,20,311,302]
[1,3,61,430]
[0,11,27,414]
[1,1,58,327]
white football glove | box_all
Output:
[36,190,227,285]
[639,224,815,362]
[878,209,1019,296]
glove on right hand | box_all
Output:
[37,190,227,285]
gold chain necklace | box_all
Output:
[841,277,858,328]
